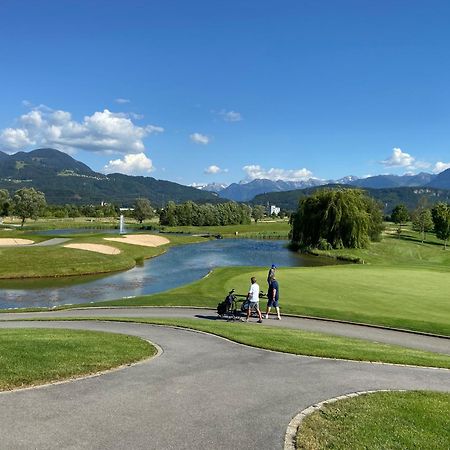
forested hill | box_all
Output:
[428,168,450,189]
[252,185,450,214]
[0,148,220,206]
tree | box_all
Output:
[391,204,410,238]
[251,205,265,223]
[431,202,450,249]
[290,188,383,249]
[132,198,154,224]
[159,201,178,226]
[0,189,10,218]
[12,187,47,227]
[412,208,433,243]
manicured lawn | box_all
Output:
[0,233,204,279]
[0,328,154,390]
[297,391,450,450]
[97,264,450,336]
[160,219,290,238]
[27,317,450,369]
[312,227,450,268]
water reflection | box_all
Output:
[0,239,338,309]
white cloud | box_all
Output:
[380,147,432,171]
[103,152,153,175]
[381,148,415,168]
[0,127,33,149]
[219,110,242,122]
[433,161,450,173]
[0,105,163,154]
[243,164,313,181]
[204,165,228,174]
[115,98,130,104]
[190,132,210,145]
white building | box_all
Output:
[269,204,280,216]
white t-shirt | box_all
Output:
[248,282,260,302]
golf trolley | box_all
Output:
[217,289,267,321]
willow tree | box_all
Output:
[290,188,383,249]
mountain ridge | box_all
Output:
[0,148,220,206]
[211,172,444,201]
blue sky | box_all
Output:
[1,0,449,185]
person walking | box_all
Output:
[265,275,281,320]
[267,264,276,290]
[242,276,263,323]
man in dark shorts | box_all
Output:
[265,275,281,320]
[267,264,276,290]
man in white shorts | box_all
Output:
[242,276,263,323]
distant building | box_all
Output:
[268,204,280,216]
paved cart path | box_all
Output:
[0,319,449,450]
[1,307,449,355]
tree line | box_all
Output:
[0,189,261,228]
[159,201,254,226]
[0,187,121,226]
[391,202,450,248]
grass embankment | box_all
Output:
[160,219,290,239]
[297,391,450,450]
[24,317,450,368]
[0,328,154,390]
[0,233,203,279]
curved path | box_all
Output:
[0,316,449,449]
[1,307,449,355]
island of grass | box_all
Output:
[0,328,155,390]
[0,230,204,279]
[296,390,450,450]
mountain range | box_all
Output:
[1,148,449,211]
[0,148,219,206]
[200,171,450,202]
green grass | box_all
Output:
[311,227,450,268]
[23,317,450,369]
[160,219,290,238]
[297,391,450,450]
[0,233,204,279]
[0,328,155,390]
[95,263,450,336]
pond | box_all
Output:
[0,239,339,309]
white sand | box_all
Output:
[0,238,34,246]
[64,243,121,255]
[104,234,170,247]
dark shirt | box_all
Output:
[268,279,279,301]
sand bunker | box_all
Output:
[104,234,170,247]
[64,243,121,255]
[0,238,34,246]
